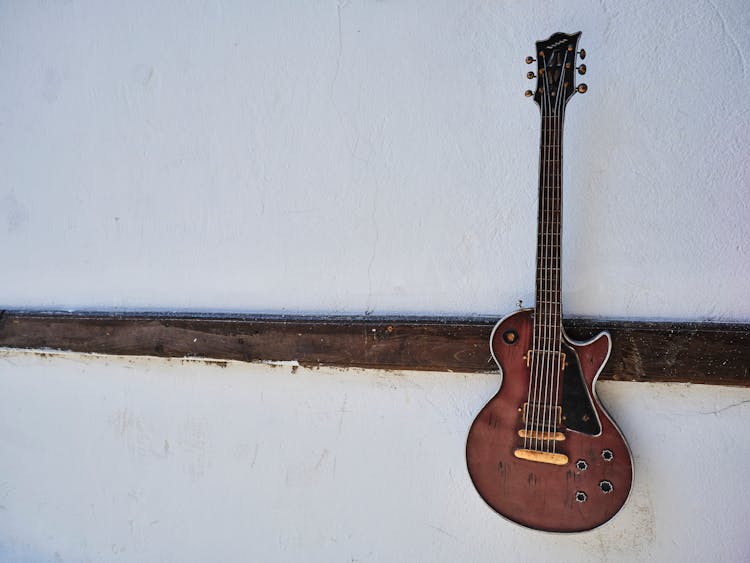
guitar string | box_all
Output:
[550,49,569,453]
[541,68,552,452]
[540,57,553,452]
[535,52,552,452]
[558,51,572,451]
[525,48,548,449]
[526,94,543,450]
[525,76,541,448]
[549,57,562,450]
[545,52,560,452]
[544,52,560,452]
[534,50,552,450]
[548,101,558,453]
[535,51,553,452]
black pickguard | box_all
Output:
[560,342,600,435]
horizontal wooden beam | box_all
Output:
[0,310,748,387]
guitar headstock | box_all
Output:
[524,32,587,115]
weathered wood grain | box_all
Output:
[0,311,747,386]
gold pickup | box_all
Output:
[514,448,569,465]
[521,402,563,426]
[518,429,565,441]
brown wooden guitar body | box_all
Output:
[466,309,632,532]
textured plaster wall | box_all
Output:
[1,0,748,319]
[1,2,750,562]
[1,351,749,562]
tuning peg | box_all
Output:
[577,83,588,94]
[525,56,535,64]
[578,49,586,60]
[524,90,533,97]
[526,71,536,79]
[577,64,587,75]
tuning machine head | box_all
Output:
[526,33,586,105]
[575,47,587,91]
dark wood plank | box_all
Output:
[0,310,747,387]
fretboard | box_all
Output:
[534,112,564,350]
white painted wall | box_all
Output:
[1,351,749,562]
[1,1,750,562]
[1,0,748,319]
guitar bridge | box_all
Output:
[514,448,569,465]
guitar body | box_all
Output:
[466,309,632,532]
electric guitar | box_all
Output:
[465,32,632,532]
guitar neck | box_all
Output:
[534,112,564,346]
